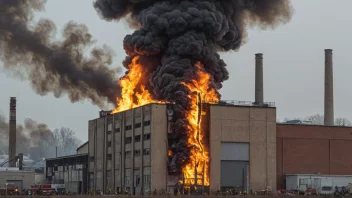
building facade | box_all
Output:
[88,104,167,195]
[88,102,276,194]
[276,124,352,189]
[45,154,88,194]
[0,168,35,192]
[209,104,276,191]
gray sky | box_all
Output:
[1,0,351,142]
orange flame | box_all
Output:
[112,56,163,114]
[112,57,219,187]
[181,62,219,186]
[168,149,173,157]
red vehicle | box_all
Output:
[22,184,55,195]
[0,183,19,196]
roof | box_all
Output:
[286,174,352,177]
[76,141,88,151]
[45,153,88,161]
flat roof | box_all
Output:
[286,174,352,177]
[97,101,275,118]
[45,153,88,161]
[277,123,352,128]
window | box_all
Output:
[143,120,151,126]
[107,130,112,135]
[135,123,141,128]
[143,134,151,141]
[107,154,112,160]
[144,175,151,184]
[322,186,332,191]
[135,135,141,142]
[143,148,150,156]
[134,150,141,157]
[125,151,131,158]
[125,125,132,130]
[125,137,132,144]
[90,157,94,162]
[135,175,141,186]
[115,128,120,133]
[124,176,130,185]
[107,141,112,147]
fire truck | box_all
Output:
[0,184,19,196]
[22,184,58,195]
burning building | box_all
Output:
[88,100,277,194]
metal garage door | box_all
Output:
[221,142,249,161]
[220,161,249,189]
[220,142,249,190]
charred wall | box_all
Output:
[276,124,352,189]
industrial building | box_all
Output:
[86,49,352,195]
[0,167,35,192]
[45,143,89,194]
[277,124,352,190]
[88,102,277,194]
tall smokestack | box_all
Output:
[255,53,264,106]
[8,97,16,167]
[324,49,334,126]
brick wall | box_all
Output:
[276,124,352,189]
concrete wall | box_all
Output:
[150,104,167,192]
[209,105,276,191]
[35,173,45,184]
[276,124,352,189]
[0,171,35,189]
[77,143,88,154]
[88,104,167,195]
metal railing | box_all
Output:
[203,100,275,108]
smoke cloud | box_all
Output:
[94,0,293,173]
[0,113,50,155]
[0,113,80,161]
[0,0,121,108]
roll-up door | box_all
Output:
[220,142,249,190]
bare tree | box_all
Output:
[50,127,81,157]
[334,117,352,126]
[284,114,351,126]
[306,114,324,125]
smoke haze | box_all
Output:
[94,0,293,172]
[0,113,80,161]
[0,0,121,108]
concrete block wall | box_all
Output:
[88,104,167,195]
[209,105,276,191]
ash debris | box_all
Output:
[0,0,121,108]
[94,0,293,173]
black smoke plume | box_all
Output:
[0,0,121,108]
[94,0,293,174]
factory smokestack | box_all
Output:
[255,53,264,106]
[8,97,16,167]
[324,49,334,126]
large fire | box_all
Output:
[112,58,219,186]
[111,56,164,113]
[181,62,219,186]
